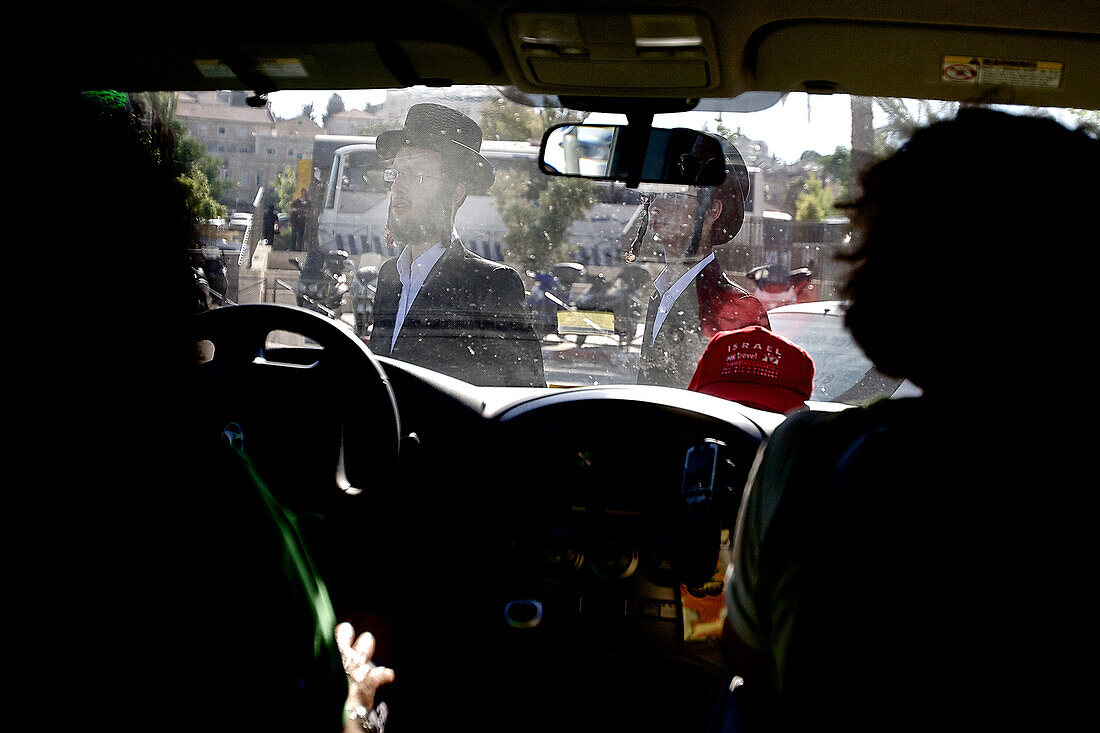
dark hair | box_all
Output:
[672,136,749,253]
[703,137,749,245]
[838,108,1099,393]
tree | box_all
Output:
[273,165,298,212]
[850,96,875,200]
[322,93,346,128]
[874,97,959,156]
[131,91,227,219]
[480,96,538,141]
[177,166,226,220]
[479,95,597,267]
[821,146,853,203]
[794,174,835,221]
[713,113,733,139]
[1070,109,1099,136]
[492,167,597,270]
[480,94,589,142]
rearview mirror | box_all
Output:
[539,124,727,187]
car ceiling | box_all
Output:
[65,0,1100,110]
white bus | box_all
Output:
[313,135,541,262]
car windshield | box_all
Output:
[177,85,1094,404]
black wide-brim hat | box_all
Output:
[376,103,495,193]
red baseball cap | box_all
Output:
[688,326,815,413]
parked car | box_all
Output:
[766,301,921,404]
[228,212,252,230]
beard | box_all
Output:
[653,222,705,262]
[385,196,452,246]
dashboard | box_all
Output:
[493,392,769,649]
[204,331,789,731]
[348,358,785,731]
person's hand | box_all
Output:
[336,622,395,712]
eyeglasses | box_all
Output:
[679,153,727,184]
[384,168,442,186]
[646,192,699,217]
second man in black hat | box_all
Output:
[369,103,545,386]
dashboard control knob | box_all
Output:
[589,536,638,580]
[504,599,543,629]
[540,528,584,578]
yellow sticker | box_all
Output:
[942,55,1063,88]
[557,310,615,335]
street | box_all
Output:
[329,313,644,386]
[541,334,642,386]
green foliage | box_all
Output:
[712,113,733,139]
[131,91,227,219]
[820,146,852,203]
[480,97,538,141]
[1071,109,1100,136]
[273,165,298,211]
[874,98,959,156]
[794,174,835,221]
[491,166,597,269]
[480,95,596,267]
[480,95,587,141]
[177,168,225,219]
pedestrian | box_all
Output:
[262,202,279,248]
[290,188,311,251]
[369,103,545,387]
[367,106,543,387]
[637,135,770,388]
[746,264,816,310]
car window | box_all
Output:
[177,86,1095,404]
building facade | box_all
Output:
[176,91,322,211]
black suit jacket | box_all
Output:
[639,258,769,388]
[370,240,545,387]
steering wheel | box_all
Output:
[192,304,400,508]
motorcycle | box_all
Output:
[526,262,587,339]
[572,263,651,347]
[746,264,815,310]
[291,249,355,319]
[189,246,230,312]
[351,265,378,340]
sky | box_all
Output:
[267,88,856,163]
[266,88,1086,164]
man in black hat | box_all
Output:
[369,103,545,386]
[637,135,769,388]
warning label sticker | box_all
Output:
[194,59,236,79]
[255,58,309,78]
[942,56,1063,88]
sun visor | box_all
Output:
[749,21,1100,109]
[508,11,720,95]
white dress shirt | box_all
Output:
[650,251,715,345]
[391,242,447,352]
